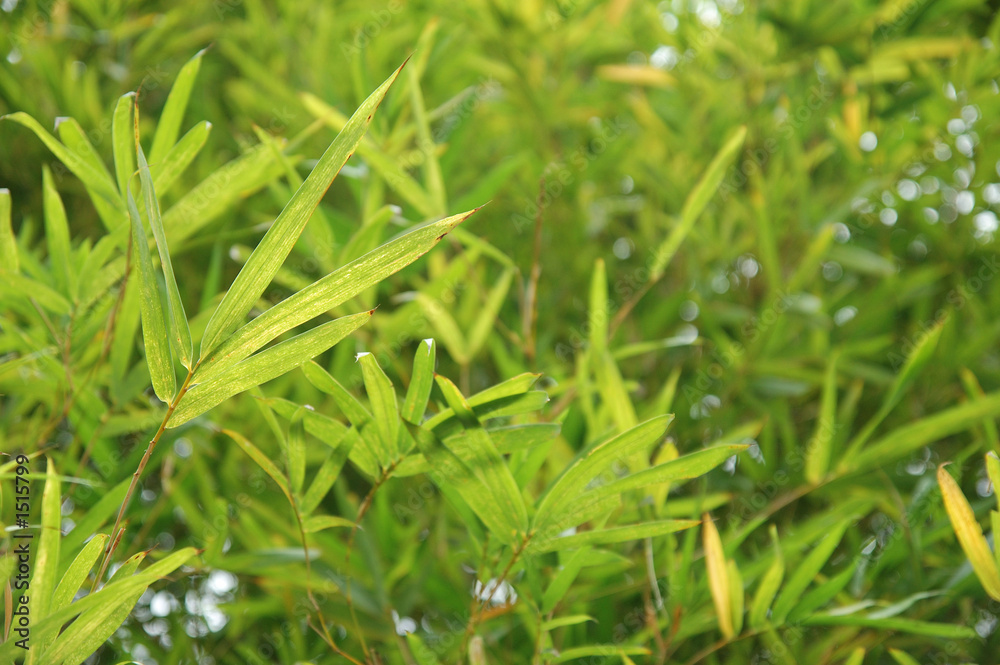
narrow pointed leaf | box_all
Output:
[196,209,475,383]
[137,136,192,369]
[358,352,400,463]
[150,120,212,197]
[651,125,747,279]
[806,353,839,484]
[169,310,373,427]
[112,92,135,197]
[771,519,850,623]
[704,514,734,639]
[148,48,206,165]
[534,416,673,530]
[288,406,307,497]
[531,520,698,554]
[127,184,176,402]
[0,188,16,272]
[402,338,436,424]
[51,535,109,614]
[200,61,406,356]
[223,429,292,505]
[466,267,515,358]
[42,165,73,298]
[749,527,784,629]
[302,515,355,533]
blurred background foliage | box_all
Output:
[3,0,1000,663]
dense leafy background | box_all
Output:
[3,0,1000,664]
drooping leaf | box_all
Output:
[148,48,206,165]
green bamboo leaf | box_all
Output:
[150,120,212,197]
[466,267,515,358]
[0,549,197,661]
[112,92,135,198]
[849,390,1000,474]
[531,520,698,554]
[41,165,74,299]
[402,338,436,424]
[799,615,976,639]
[127,184,176,402]
[301,360,373,427]
[0,273,71,314]
[288,406,307,497]
[60,480,129,558]
[162,141,286,243]
[51,535,109,614]
[541,548,593,614]
[200,61,407,357]
[358,352,400,463]
[550,646,650,663]
[843,315,946,464]
[416,292,468,363]
[169,310,373,427]
[805,353,839,484]
[771,520,850,623]
[844,648,866,665]
[788,558,858,622]
[0,188,16,272]
[148,48,206,165]
[54,116,123,228]
[300,434,355,516]
[31,459,61,622]
[223,429,292,505]
[541,615,596,631]
[302,515,355,533]
[395,423,560,476]
[589,258,608,361]
[196,210,475,383]
[406,421,525,545]
[937,463,1000,600]
[2,112,123,223]
[728,559,744,635]
[584,443,748,504]
[651,125,747,279]
[749,526,784,629]
[136,137,193,369]
[534,416,674,530]
[435,375,528,537]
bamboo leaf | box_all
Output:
[466,267,515,358]
[150,120,212,197]
[402,338,436,425]
[127,183,176,402]
[41,165,74,298]
[200,61,406,357]
[704,514,734,639]
[302,515,355,533]
[771,519,850,623]
[534,416,673,531]
[588,443,749,500]
[2,112,124,223]
[136,134,193,369]
[31,459,61,622]
[287,406,307,497]
[51,535,109,614]
[805,352,838,484]
[531,520,698,553]
[148,48,206,165]
[196,210,475,383]
[112,92,135,197]
[0,188,16,272]
[300,433,355,515]
[749,526,784,629]
[358,352,400,463]
[937,463,1000,601]
[651,125,747,279]
[169,310,373,427]
[223,429,292,505]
